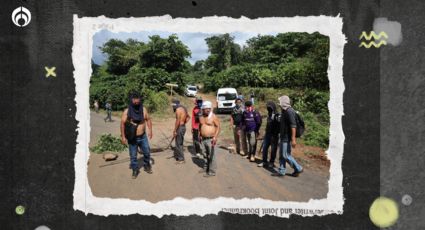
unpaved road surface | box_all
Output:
[88,96,329,202]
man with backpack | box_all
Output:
[258,101,280,168]
[230,97,247,156]
[239,100,262,162]
[272,95,303,177]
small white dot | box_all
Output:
[402,194,412,206]
[35,226,50,230]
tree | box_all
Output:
[100,39,145,75]
[140,34,191,73]
[204,34,241,72]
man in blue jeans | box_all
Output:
[272,95,303,177]
[120,92,153,179]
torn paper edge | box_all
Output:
[72,15,346,218]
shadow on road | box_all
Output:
[187,145,205,169]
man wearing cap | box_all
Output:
[239,100,262,162]
[230,97,247,156]
[191,97,203,158]
[272,95,303,177]
[199,101,221,177]
[172,98,190,163]
[120,92,153,179]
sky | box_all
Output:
[92,30,277,65]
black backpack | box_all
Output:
[294,111,305,138]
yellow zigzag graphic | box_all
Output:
[359,31,388,40]
[359,40,387,48]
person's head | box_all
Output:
[245,100,253,111]
[129,92,141,106]
[278,95,291,110]
[171,98,180,112]
[195,96,203,108]
[235,98,243,108]
[201,101,212,115]
[266,101,277,115]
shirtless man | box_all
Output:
[172,99,190,163]
[120,92,153,179]
[199,101,220,177]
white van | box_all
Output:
[216,88,238,113]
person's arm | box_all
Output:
[120,109,128,144]
[255,111,262,134]
[288,110,297,148]
[212,115,220,145]
[191,109,196,131]
[173,108,181,137]
[198,116,204,141]
[144,107,153,139]
[229,114,234,126]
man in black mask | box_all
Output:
[258,101,280,168]
[120,92,153,179]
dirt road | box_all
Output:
[87,97,329,202]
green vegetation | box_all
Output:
[90,32,330,148]
[90,134,127,153]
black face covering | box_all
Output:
[172,99,180,112]
[266,101,277,116]
[127,93,144,122]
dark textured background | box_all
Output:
[0,0,422,229]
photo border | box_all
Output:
[72,15,346,217]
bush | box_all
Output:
[142,89,169,113]
[90,134,127,153]
[302,112,329,148]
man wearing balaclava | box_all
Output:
[272,95,303,177]
[120,92,153,179]
[257,101,280,168]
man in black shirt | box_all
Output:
[272,95,303,177]
[258,101,279,168]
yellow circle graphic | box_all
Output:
[369,197,399,228]
[15,205,25,215]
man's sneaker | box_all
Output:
[196,153,203,159]
[271,172,284,177]
[204,172,216,177]
[292,168,304,177]
[257,162,264,167]
[268,163,276,168]
[144,166,153,174]
[132,170,139,179]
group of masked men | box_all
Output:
[120,91,302,179]
[229,96,303,178]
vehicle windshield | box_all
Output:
[218,93,237,101]
[188,87,197,91]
